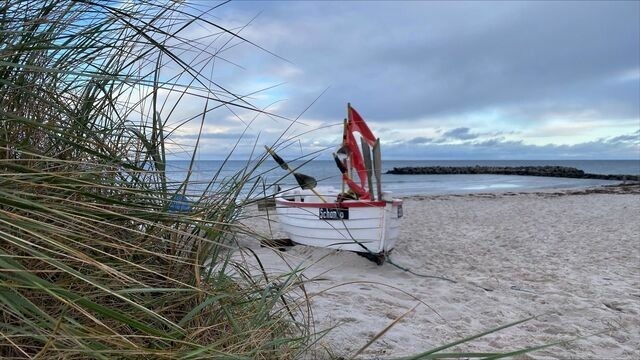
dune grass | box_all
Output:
[0,1,310,358]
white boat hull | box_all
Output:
[275,192,403,255]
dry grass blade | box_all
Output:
[352,302,420,358]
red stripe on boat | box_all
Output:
[275,198,401,208]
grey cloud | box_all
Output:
[442,127,478,140]
[173,132,256,140]
[174,2,639,160]
[408,136,434,144]
[384,130,639,160]
[607,132,639,144]
[473,138,507,147]
[171,131,638,160]
[225,1,639,125]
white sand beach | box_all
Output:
[237,186,640,359]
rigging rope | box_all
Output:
[385,256,457,284]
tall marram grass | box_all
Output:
[1,1,309,358]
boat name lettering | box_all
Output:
[319,207,349,220]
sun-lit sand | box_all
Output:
[237,186,640,359]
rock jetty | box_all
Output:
[386,166,639,181]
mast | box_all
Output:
[373,138,382,201]
[361,136,374,199]
[341,117,348,193]
[339,102,376,200]
[346,103,354,186]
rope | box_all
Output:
[385,256,457,284]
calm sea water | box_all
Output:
[166,160,639,198]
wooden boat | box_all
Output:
[268,104,403,264]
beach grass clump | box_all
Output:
[1,0,308,358]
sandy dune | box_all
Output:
[237,188,640,359]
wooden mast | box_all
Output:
[346,103,354,188]
[341,117,348,193]
[372,138,382,201]
[361,136,374,199]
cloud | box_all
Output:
[161,1,639,160]
[442,127,478,140]
[172,132,256,140]
[607,130,640,145]
[228,1,639,123]
[408,136,435,144]
[384,130,639,160]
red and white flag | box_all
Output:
[348,105,376,146]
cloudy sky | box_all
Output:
[164,0,639,160]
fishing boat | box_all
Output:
[266,104,403,264]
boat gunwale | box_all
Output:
[275,198,402,208]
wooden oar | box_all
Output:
[372,139,382,201]
[265,146,326,202]
[333,152,348,175]
[361,136,374,200]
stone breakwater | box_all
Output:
[386,166,640,181]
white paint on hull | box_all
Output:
[275,194,403,254]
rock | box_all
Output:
[385,166,639,181]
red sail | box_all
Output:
[347,130,368,188]
[343,173,371,200]
[338,104,377,199]
[348,105,376,146]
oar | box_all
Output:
[333,152,348,175]
[265,146,326,202]
[372,139,382,201]
[361,136,374,200]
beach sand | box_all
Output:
[236,186,640,359]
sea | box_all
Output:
[166,160,640,198]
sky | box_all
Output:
[162,0,639,160]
